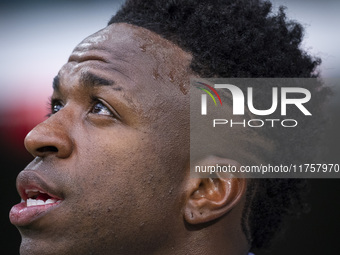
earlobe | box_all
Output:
[183,157,247,225]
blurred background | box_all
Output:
[1,0,339,254]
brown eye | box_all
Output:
[51,101,64,114]
[91,102,112,116]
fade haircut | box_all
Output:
[108,0,330,250]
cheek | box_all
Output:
[56,132,182,252]
[68,128,178,221]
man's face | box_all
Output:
[10,23,192,255]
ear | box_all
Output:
[183,156,247,225]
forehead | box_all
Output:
[66,23,192,95]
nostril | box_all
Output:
[24,120,73,158]
[37,146,59,153]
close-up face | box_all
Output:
[9,23,193,255]
[3,1,340,255]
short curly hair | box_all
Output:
[108,0,330,250]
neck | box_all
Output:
[152,201,250,255]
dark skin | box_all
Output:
[10,23,249,255]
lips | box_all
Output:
[9,170,63,227]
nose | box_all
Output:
[24,114,73,159]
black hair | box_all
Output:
[108,0,330,250]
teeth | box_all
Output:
[25,189,40,194]
[26,198,58,207]
[27,198,37,207]
[45,199,57,204]
[36,200,44,205]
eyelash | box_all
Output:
[47,97,117,119]
[46,98,62,117]
[89,97,115,117]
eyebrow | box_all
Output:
[52,72,122,91]
[53,75,60,91]
[80,72,115,88]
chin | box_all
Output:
[20,237,69,255]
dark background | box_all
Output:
[1,1,339,254]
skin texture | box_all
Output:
[13,23,248,255]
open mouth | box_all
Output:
[9,170,64,227]
[25,189,60,207]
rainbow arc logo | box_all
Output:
[196,82,222,115]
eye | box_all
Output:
[53,102,64,113]
[48,99,64,116]
[91,101,113,116]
